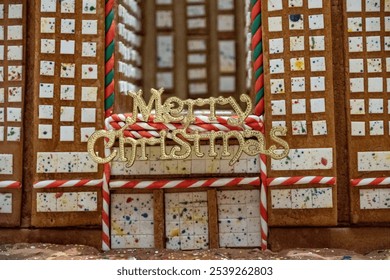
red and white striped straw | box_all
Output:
[351,177,390,187]
[0,181,22,189]
[267,176,337,186]
[33,179,103,189]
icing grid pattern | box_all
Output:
[155,0,174,95]
[35,0,103,174]
[116,0,142,94]
[344,0,390,175]
[0,1,25,178]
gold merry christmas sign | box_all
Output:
[88,89,289,166]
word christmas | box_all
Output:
[88,89,289,166]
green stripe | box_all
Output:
[255,88,264,105]
[251,14,261,34]
[250,0,257,8]
[105,10,114,33]
[105,41,115,62]
[105,70,114,87]
[255,66,263,80]
[253,43,262,61]
[105,94,115,110]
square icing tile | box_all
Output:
[379,189,390,209]
[268,0,283,11]
[350,78,364,92]
[292,120,307,135]
[39,83,54,98]
[310,57,326,72]
[268,17,283,32]
[36,193,57,212]
[0,154,13,174]
[157,72,173,89]
[56,192,78,212]
[348,17,363,32]
[386,0,390,11]
[346,0,362,12]
[41,39,55,54]
[288,0,303,7]
[7,26,23,40]
[60,40,75,54]
[187,5,206,17]
[82,42,97,57]
[269,38,284,54]
[0,4,3,19]
[368,98,383,113]
[271,100,286,115]
[8,87,22,102]
[8,4,23,19]
[309,14,324,30]
[217,0,233,10]
[188,68,206,79]
[81,87,98,101]
[82,0,97,14]
[219,76,235,92]
[80,127,96,142]
[36,152,58,173]
[309,36,325,51]
[310,98,326,113]
[82,20,98,35]
[350,99,365,115]
[41,0,57,12]
[60,126,74,141]
[81,108,96,123]
[157,35,173,67]
[217,15,235,32]
[291,77,305,92]
[271,189,292,209]
[360,189,380,209]
[6,107,22,122]
[366,36,381,52]
[40,18,55,33]
[365,0,380,12]
[61,19,75,34]
[291,98,306,114]
[8,66,22,81]
[312,188,333,208]
[188,54,206,65]
[349,37,363,52]
[38,124,53,139]
[40,61,55,76]
[156,10,173,28]
[0,67,3,82]
[77,192,98,211]
[290,57,305,71]
[39,105,53,119]
[386,17,390,31]
[60,106,75,122]
[289,14,304,30]
[368,77,383,92]
[60,85,75,100]
[269,58,284,74]
[60,63,75,78]
[61,0,75,13]
[0,108,3,121]
[310,76,325,91]
[0,46,3,60]
[351,121,366,136]
[270,79,285,94]
[308,0,323,9]
[188,39,206,51]
[312,120,328,136]
[0,89,3,103]
[349,58,364,73]
[291,188,313,209]
[7,127,20,141]
[385,37,390,51]
[366,17,381,32]
[369,120,384,135]
[290,36,304,51]
[82,65,98,79]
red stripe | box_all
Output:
[4,182,21,189]
[105,56,115,75]
[105,107,113,118]
[251,1,261,21]
[102,232,110,246]
[106,24,116,47]
[254,54,263,74]
[254,98,264,116]
[252,29,262,50]
[255,73,264,92]
[105,0,115,17]
[105,82,114,98]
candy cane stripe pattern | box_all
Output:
[105,0,116,117]
[110,177,260,189]
[259,154,267,250]
[102,162,111,251]
[268,177,337,186]
[351,177,390,187]
[33,180,103,189]
[0,181,22,189]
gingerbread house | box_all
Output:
[0,0,390,252]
